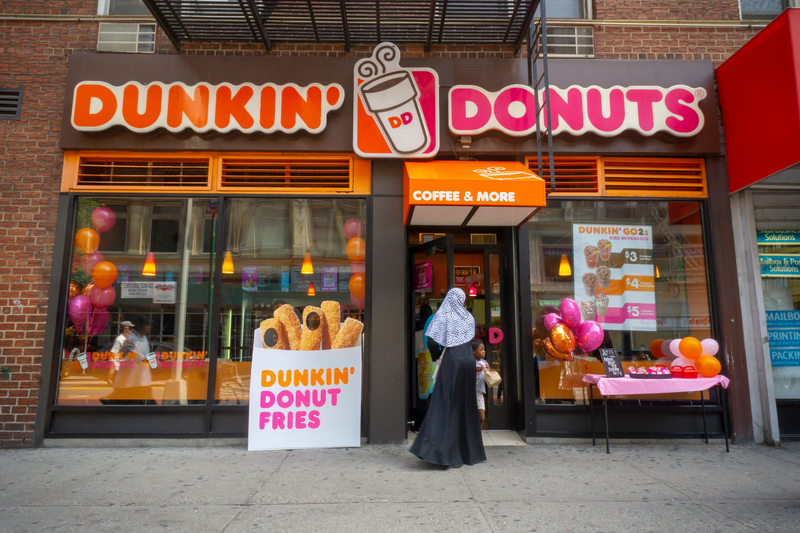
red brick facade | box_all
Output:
[0,0,768,446]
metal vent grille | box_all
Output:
[219,156,352,190]
[602,158,707,197]
[527,156,600,195]
[0,88,23,120]
[77,157,211,188]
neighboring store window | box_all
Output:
[740,0,787,19]
[528,200,713,403]
[56,198,214,405]
[216,198,367,405]
[754,193,800,401]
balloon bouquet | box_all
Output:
[532,298,605,361]
[648,336,722,377]
[344,218,366,314]
[67,206,118,367]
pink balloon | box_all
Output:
[464,275,475,286]
[473,273,484,283]
[68,295,91,327]
[350,262,365,274]
[350,294,365,310]
[559,298,582,330]
[701,338,719,356]
[576,320,604,352]
[669,339,683,358]
[543,313,562,331]
[89,286,116,309]
[81,252,105,275]
[91,206,116,233]
[87,307,109,337]
[344,218,363,240]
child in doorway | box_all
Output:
[472,338,489,429]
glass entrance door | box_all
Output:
[408,231,517,431]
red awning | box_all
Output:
[717,9,800,193]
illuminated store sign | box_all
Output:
[71,81,345,134]
[449,84,706,138]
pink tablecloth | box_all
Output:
[581,374,730,396]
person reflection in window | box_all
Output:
[104,315,155,405]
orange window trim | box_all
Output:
[61,151,371,195]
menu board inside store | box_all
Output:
[573,223,656,332]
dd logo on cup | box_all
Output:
[353,42,439,159]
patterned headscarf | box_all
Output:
[426,288,475,348]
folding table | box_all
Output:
[581,374,731,454]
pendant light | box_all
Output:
[468,284,477,296]
[655,264,661,278]
[142,252,156,276]
[222,251,234,274]
[307,281,316,296]
[558,254,572,277]
[301,252,314,274]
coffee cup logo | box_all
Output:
[354,42,439,159]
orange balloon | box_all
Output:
[695,355,721,377]
[349,273,365,300]
[679,337,703,360]
[92,261,118,289]
[649,339,665,358]
[346,237,366,262]
[74,228,100,254]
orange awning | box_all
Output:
[404,161,546,226]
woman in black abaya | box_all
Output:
[409,288,486,468]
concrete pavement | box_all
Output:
[1,441,799,532]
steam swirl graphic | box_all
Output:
[357,42,401,79]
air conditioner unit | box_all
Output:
[97,23,156,53]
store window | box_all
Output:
[57,198,214,405]
[754,193,800,401]
[216,198,367,405]
[528,200,713,402]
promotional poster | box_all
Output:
[573,223,656,331]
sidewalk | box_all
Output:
[1,442,799,532]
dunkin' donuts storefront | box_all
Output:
[35,46,749,445]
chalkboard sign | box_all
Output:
[600,348,625,378]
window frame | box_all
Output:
[46,191,372,440]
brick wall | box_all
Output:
[0,0,770,446]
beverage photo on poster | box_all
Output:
[573,224,656,331]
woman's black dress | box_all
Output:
[409,339,486,467]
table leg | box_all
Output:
[701,388,708,444]
[719,384,729,453]
[589,385,595,446]
[604,395,610,454]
